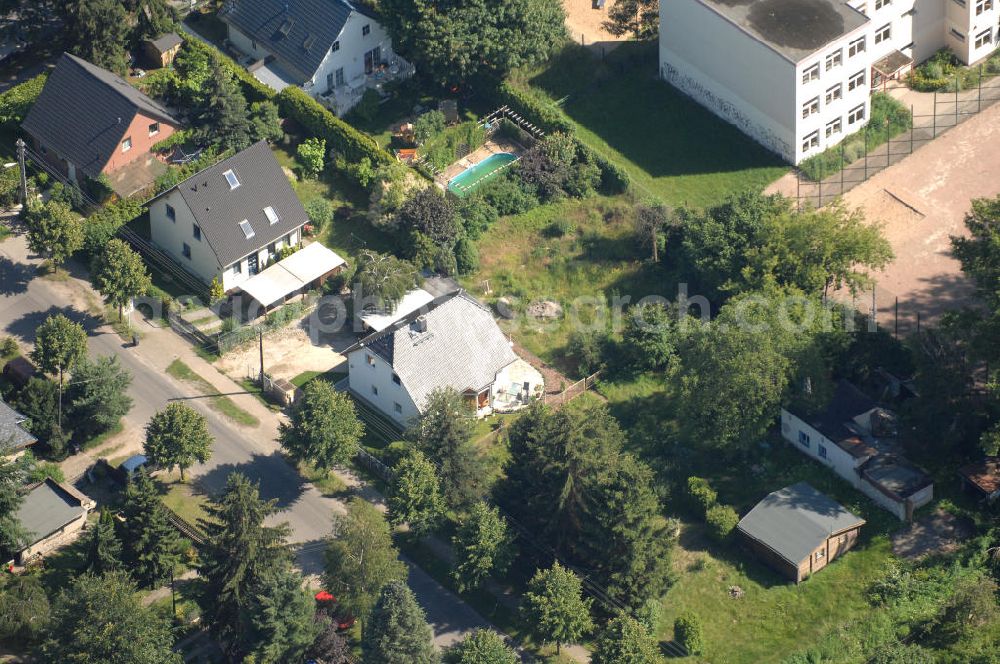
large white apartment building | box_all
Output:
[660,0,999,163]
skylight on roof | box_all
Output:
[279,18,295,36]
[264,206,279,225]
[224,169,240,189]
[303,33,315,50]
[239,220,255,239]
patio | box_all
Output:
[317,55,416,117]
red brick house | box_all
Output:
[21,53,181,195]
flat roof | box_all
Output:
[239,242,346,307]
[698,0,868,63]
[15,479,89,548]
[359,288,436,332]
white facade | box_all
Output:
[660,0,999,164]
[781,409,868,487]
[149,191,301,292]
[347,348,420,426]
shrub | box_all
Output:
[352,88,381,123]
[414,109,446,144]
[481,175,538,216]
[151,128,194,154]
[1,336,19,357]
[705,504,739,541]
[545,218,575,238]
[686,476,717,514]
[455,237,479,275]
[304,198,335,230]
[297,137,326,178]
[566,328,606,377]
[82,199,143,259]
[181,37,274,102]
[674,612,704,656]
[457,196,498,239]
[0,73,47,128]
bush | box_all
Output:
[181,37,274,102]
[674,612,704,656]
[457,196,498,239]
[352,88,381,123]
[455,237,479,275]
[1,336,19,357]
[414,110,447,144]
[150,128,194,154]
[481,175,538,216]
[0,73,47,128]
[686,476,717,514]
[304,198,335,230]
[566,328,606,376]
[297,137,326,178]
[705,504,739,541]
[82,199,143,259]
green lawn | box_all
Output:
[290,367,347,388]
[156,474,213,527]
[509,43,788,207]
[165,359,260,427]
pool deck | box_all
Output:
[436,138,524,191]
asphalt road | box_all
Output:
[0,230,496,647]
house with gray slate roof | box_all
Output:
[737,482,865,582]
[345,290,545,425]
[0,397,37,458]
[219,0,414,116]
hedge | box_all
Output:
[181,37,275,103]
[0,73,47,128]
[674,612,705,656]
[276,86,393,165]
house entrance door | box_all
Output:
[364,47,381,74]
[247,253,259,275]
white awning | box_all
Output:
[360,288,435,332]
[238,242,346,307]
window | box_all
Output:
[193,223,201,241]
[798,431,811,447]
[264,206,279,225]
[825,49,842,70]
[335,67,345,86]
[848,103,866,124]
[848,36,866,57]
[148,122,160,136]
[802,97,820,118]
[953,0,966,6]
[224,169,240,189]
[238,219,254,239]
[182,242,191,259]
[279,18,294,35]
[826,116,842,137]
[362,24,371,36]
[874,23,891,44]
[121,136,132,152]
[816,549,826,561]
[976,0,992,13]
[166,203,176,222]
[975,28,992,48]
[802,63,820,84]
[818,443,828,459]
[848,69,866,90]
[950,28,966,42]
[303,34,315,50]
[232,261,242,274]
[392,373,401,385]
[394,402,402,414]
[825,83,842,104]
[332,40,340,52]
[371,385,378,396]
[802,131,820,152]
[366,354,375,366]
[875,0,890,8]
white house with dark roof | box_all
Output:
[660,0,999,163]
[345,290,545,425]
[220,0,414,115]
[148,141,343,302]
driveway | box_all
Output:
[0,228,497,647]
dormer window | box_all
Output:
[332,40,340,52]
[239,219,255,239]
[279,18,294,36]
[264,206,279,225]
[362,24,371,36]
[224,169,240,189]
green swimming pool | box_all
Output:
[448,152,517,197]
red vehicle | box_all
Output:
[314,591,356,631]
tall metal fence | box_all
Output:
[794,70,1000,209]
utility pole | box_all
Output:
[258,329,264,387]
[15,138,27,206]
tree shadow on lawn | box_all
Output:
[678,522,790,590]
[193,451,307,512]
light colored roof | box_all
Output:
[349,290,518,412]
[238,242,345,307]
[15,479,92,549]
[737,482,865,565]
[359,288,435,332]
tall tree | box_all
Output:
[633,201,670,262]
[62,0,131,74]
[324,497,407,621]
[247,564,322,664]
[31,313,87,388]
[591,613,662,664]
[23,200,83,274]
[67,354,133,440]
[443,629,518,664]
[279,380,364,471]
[361,581,438,664]
[451,502,515,593]
[0,572,50,644]
[132,0,179,42]
[85,509,123,575]
[621,302,682,372]
[249,100,284,143]
[521,562,593,656]
[93,239,152,321]
[396,187,459,248]
[143,403,213,481]
[378,0,566,85]
[603,0,660,40]
[40,571,181,663]
[121,469,179,588]
[13,377,64,456]
[0,456,27,554]
[389,449,445,535]
[200,472,292,654]
[411,388,489,510]
[199,57,250,151]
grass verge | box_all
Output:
[166,359,260,427]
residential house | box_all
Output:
[0,398,37,458]
[142,32,184,69]
[958,457,1000,502]
[13,478,95,563]
[781,380,934,520]
[148,141,343,305]
[21,53,181,194]
[345,290,545,426]
[659,0,999,163]
[358,287,436,333]
[737,482,865,582]
[220,0,414,115]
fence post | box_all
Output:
[864,128,868,180]
[840,142,844,194]
[979,64,983,113]
[955,84,959,125]
[885,118,890,167]
[933,91,937,137]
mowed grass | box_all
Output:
[511,43,788,207]
[165,358,260,427]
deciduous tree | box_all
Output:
[396,187,459,247]
[451,502,515,593]
[279,380,363,471]
[443,629,518,664]
[361,581,437,664]
[143,403,213,481]
[604,0,659,39]
[297,137,326,178]
[31,313,87,387]
[93,239,152,321]
[521,562,592,656]
[355,250,419,312]
[23,200,83,273]
[592,613,662,664]
[389,449,444,535]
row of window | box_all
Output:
[798,430,829,459]
[803,38,866,84]
[364,355,404,413]
[120,123,161,153]
[801,71,866,119]
[801,104,866,152]
[950,26,995,48]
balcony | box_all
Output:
[317,55,416,117]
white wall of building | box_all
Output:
[228,25,273,62]
[219,228,301,293]
[780,409,866,488]
[347,348,420,426]
[306,13,397,95]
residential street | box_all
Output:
[0,226,497,648]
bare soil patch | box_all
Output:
[216,324,345,384]
[562,0,628,49]
[891,508,973,559]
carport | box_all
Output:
[238,242,346,311]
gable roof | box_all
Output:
[793,380,881,457]
[15,479,92,548]
[347,290,518,412]
[21,53,180,180]
[221,0,371,83]
[0,398,37,453]
[148,32,184,53]
[157,141,308,267]
[737,482,865,565]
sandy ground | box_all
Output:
[216,323,347,384]
[562,0,628,49]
